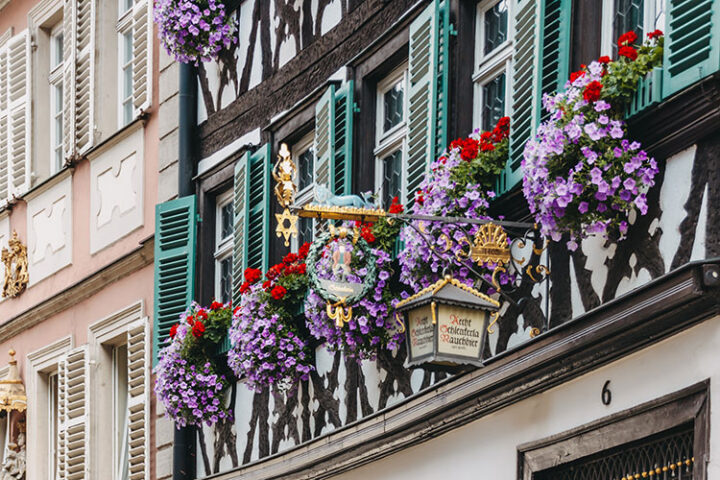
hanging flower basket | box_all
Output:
[154,302,234,428]
[154,0,237,64]
[398,117,512,292]
[227,247,315,393]
[522,31,663,249]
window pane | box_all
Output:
[481,72,506,132]
[123,100,133,126]
[123,66,133,98]
[220,257,233,304]
[383,81,405,133]
[298,217,314,246]
[50,374,59,479]
[220,201,234,240]
[123,32,133,63]
[484,0,508,55]
[382,150,403,210]
[614,0,644,54]
[55,84,63,114]
[114,345,129,480]
[52,33,64,69]
[297,147,314,191]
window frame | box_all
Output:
[373,63,409,211]
[519,381,709,480]
[48,371,59,479]
[117,7,134,128]
[472,0,512,133]
[291,132,316,252]
[112,343,130,480]
[214,189,234,304]
[49,23,65,174]
[600,0,665,57]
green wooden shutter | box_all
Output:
[663,0,720,97]
[314,81,355,196]
[537,0,571,116]
[405,0,450,207]
[501,0,541,194]
[245,144,271,273]
[153,196,197,364]
[232,155,249,308]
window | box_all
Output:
[50,25,64,173]
[113,344,129,480]
[215,190,234,304]
[374,65,408,210]
[292,133,315,250]
[118,2,133,127]
[599,0,665,58]
[473,0,511,132]
[48,372,59,480]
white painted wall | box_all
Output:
[333,315,720,480]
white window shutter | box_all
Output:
[6,31,30,198]
[127,319,150,480]
[0,43,9,202]
[63,0,77,157]
[132,0,152,114]
[58,345,90,480]
[75,0,96,153]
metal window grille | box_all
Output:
[535,424,695,480]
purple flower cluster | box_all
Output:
[304,239,403,360]
[522,60,659,249]
[398,136,511,292]
[227,283,314,392]
[153,321,232,428]
[154,0,236,64]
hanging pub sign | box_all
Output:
[306,224,378,326]
[394,275,500,370]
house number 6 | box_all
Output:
[601,380,612,405]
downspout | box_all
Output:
[174,61,197,480]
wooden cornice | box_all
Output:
[212,259,720,480]
[0,237,154,344]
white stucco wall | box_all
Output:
[332,315,720,480]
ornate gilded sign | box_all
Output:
[1,232,28,298]
[272,143,299,246]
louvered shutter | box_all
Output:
[153,196,197,363]
[499,0,541,194]
[6,32,30,198]
[127,319,150,480]
[0,43,9,201]
[405,0,450,207]
[74,0,96,153]
[231,156,248,307]
[63,1,77,154]
[58,346,90,480]
[246,144,271,272]
[663,0,720,97]
[314,85,335,193]
[132,0,152,114]
[538,0,571,113]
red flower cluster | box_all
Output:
[450,137,479,161]
[209,300,224,310]
[244,268,262,284]
[270,285,287,300]
[598,56,611,64]
[647,29,663,39]
[570,70,585,82]
[169,323,179,338]
[617,30,638,60]
[196,309,208,321]
[583,80,603,102]
[360,224,375,243]
[388,196,404,214]
[191,321,205,338]
[416,190,425,204]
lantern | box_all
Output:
[395,276,500,370]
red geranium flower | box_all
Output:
[196,309,208,321]
[298,242,311,259]
[262,280,272,290]
[271,285,287,300]
[233,306,240,315]
[388,196,404,214]
[647,29,663,39]
[191,320,205,338]
[583,81,603,102]
[569,70,585,82]
[169,323,179,338]
[618,45,638,60]
[210,300,223,310]
[239,281,251,294]
[283,252,298,265]
[360,225,375,243]
[598,55,611,64]
[496,116,510,132]
[186,315,195,326]
[617,30,638,47]
[244,268,262,284]
[266,264,283,281]
[297,263,307,275]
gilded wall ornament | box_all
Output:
[1,232,29,298]
[273,143,299,246]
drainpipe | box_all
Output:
[174,61,197,480]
